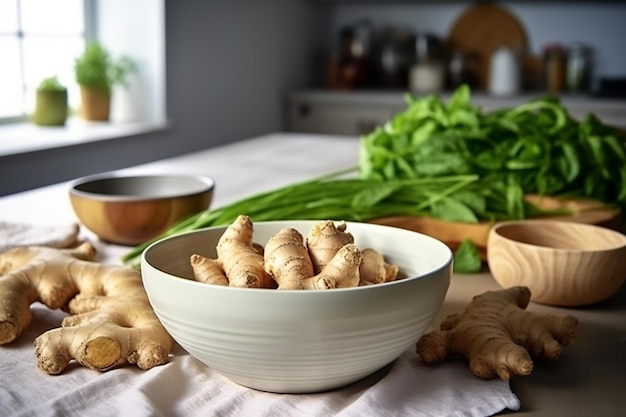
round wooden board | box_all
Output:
[448,2,529,89]
[371,195,623,260]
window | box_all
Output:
[0,0,89,121]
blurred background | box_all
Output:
[1,0,625,195]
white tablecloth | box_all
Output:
[0,304,519,417]
[0,133,520,417]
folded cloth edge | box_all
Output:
[0,221,80,253]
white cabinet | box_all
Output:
[287,91,406,136]
[287,90,626,136]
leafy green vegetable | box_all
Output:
[360,85,626,217]
[453,239,483,273]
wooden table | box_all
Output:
[0,133,624,416]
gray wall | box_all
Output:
[164,0,326,151]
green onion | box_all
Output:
[121,169,480,266]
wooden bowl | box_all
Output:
[69,174,214,245]
[487,220,626,306]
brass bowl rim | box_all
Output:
[69,173,215,202]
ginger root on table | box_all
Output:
[0,242,173,374]
[416,286,578,380]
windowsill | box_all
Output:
[0,117,171,157]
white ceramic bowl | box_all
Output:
[141,221,452,393]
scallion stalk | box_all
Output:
[121,169,480,266]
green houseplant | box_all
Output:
[74,41,135,121]
[32,76,68,126]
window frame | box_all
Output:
[0,0,95,125]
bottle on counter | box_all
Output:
[410,61,444,93]
[566,43,592,93]
[378,27,414,88]
[327,20,373,90]
[543,43,567,94]
[447,49,468,89]
[409,32,444,94]
[488,45,521,96]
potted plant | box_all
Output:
[74,41,135,121]
[32,76,69,126]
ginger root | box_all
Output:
[215,214,276,288]
[306,220,354,274]
[359,248,399,285]
[416,286,578,380]
[264,222,362,290]
[305,221,395,287]
[190,218,398,291]
[315,243,362,288]
[0,242,173,374]
[264,227,364,290]
[190,254,229,286]
[264,227,329,290]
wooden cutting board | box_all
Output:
[448,2,541,90]
[371,195,622,260]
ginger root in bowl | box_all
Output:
[189,215,399,290]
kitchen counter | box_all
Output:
[0,133,624,416]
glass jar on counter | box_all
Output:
[378,27,414,88]
[328,20,373,89]
[409,32,444,93]
[566,43,592,93]
[543,43,566,93]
